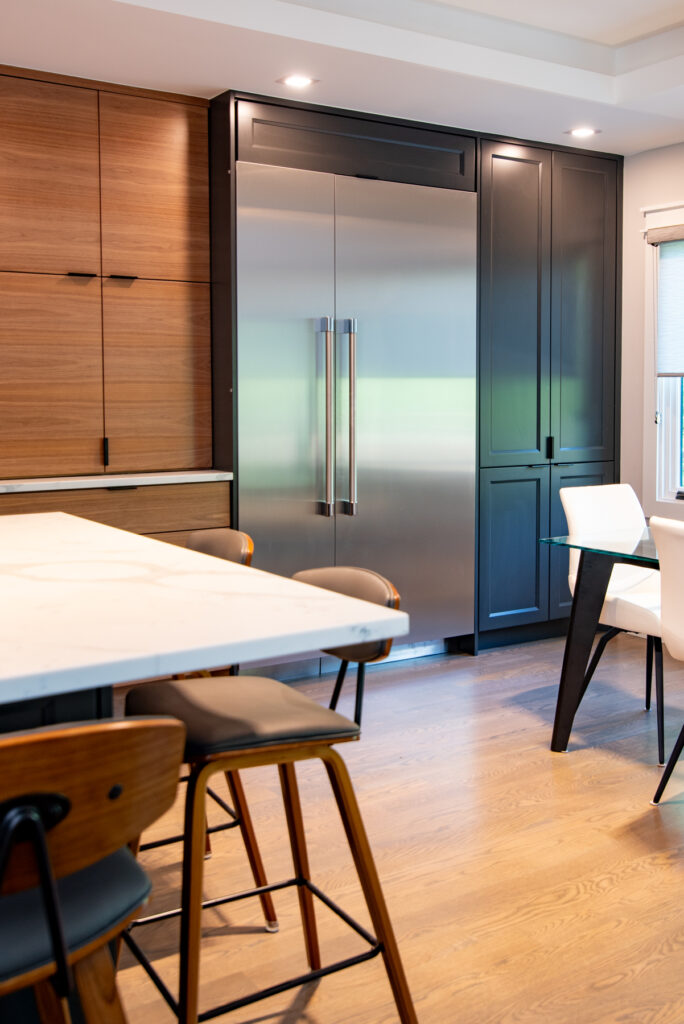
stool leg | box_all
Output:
[329,661,349,711]
[73,946,127,1024]
[321,748,418,1024]
[178,764,210,1024]
[278,762,321,970]
[34,981,73,1023]
[354,662,366,726]
[225,769,278,931]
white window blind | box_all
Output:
[657,240,684,377]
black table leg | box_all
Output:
[551,550,615,752]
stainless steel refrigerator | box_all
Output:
[235,161,476,644]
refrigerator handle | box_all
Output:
[341,318,358,516]
[316,316,335,517]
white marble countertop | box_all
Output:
[0,470,232,493]
[0,513,409,703]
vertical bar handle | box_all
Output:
[342,318,358,515]
[317,316,335,517]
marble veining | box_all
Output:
[0,513,409,702]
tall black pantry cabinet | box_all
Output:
[478,141,620,634]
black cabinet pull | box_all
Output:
[545,436,555,460]
[107,274,138,280]
[67,271,97,278]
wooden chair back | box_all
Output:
[0,717,185,894]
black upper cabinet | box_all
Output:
[480,142,551,467]
[236,100,476,191]
[480,142,617,469]
[551,152,617,464]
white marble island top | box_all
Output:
[0,513,409,704]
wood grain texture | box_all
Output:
[0,76,100,274]
[0,482,229,534]
[0,717,184,892]
[99,93,210,281]
[0,273,104,477]
[0,64,210,107]
[102,278,212,471]
[117,636,684,1024]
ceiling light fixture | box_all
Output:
[569,127,599,139]
[279,74,316,89]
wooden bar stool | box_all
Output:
[125,674,418,1024]
[0,717,185,1023]
[132,526,278,932]
[292,566,400,725]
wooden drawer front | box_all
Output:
[0,76,101,274]
[102,279,212,473]
[99,93,210,282]
[0,482,229,534]
[0,273,104,478]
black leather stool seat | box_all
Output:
[126,676,360,758]
[0,847,149,984]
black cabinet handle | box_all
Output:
[545,436,555,460]
[107,274,138,280]
[67,271,97,278]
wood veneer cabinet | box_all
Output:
[0,76,100,274]
[0,273,104,477]
[102,279,212,471]
[0,72,211,480]
[0,482,230,535]
[99,93,209,282]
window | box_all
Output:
[642,205,684,518]
[655,240,684,500]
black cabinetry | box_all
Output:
[478,141,620,634]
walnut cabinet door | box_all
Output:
[102,278,212,472]
[0,273,104,477]
[99,93,210,282]
[0,76,101,275]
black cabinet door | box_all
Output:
[548,462,615,619]
[551,152,617,463]
[479,466,550,630]
[479,142,551,467]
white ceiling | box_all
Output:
[3,0,684,155]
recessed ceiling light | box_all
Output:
[278,74,316,89]
[568,127,600,139]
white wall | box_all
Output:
[621,141,684,509]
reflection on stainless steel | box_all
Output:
[236,163,476,642]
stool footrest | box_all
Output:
[125,876,383,1020]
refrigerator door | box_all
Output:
[236,163,336,575]
[334,177,477,641]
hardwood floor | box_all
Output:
[116,635,684,1023]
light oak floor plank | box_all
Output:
[116,635,684,1023]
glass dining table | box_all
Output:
[540,528,658,752]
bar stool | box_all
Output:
[130,526,277,931]
[292,567,400,725]
[125,674,417,1024]
[0,717,184,1022]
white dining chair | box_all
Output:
[559,484,663,762]
[648,516,684,802]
